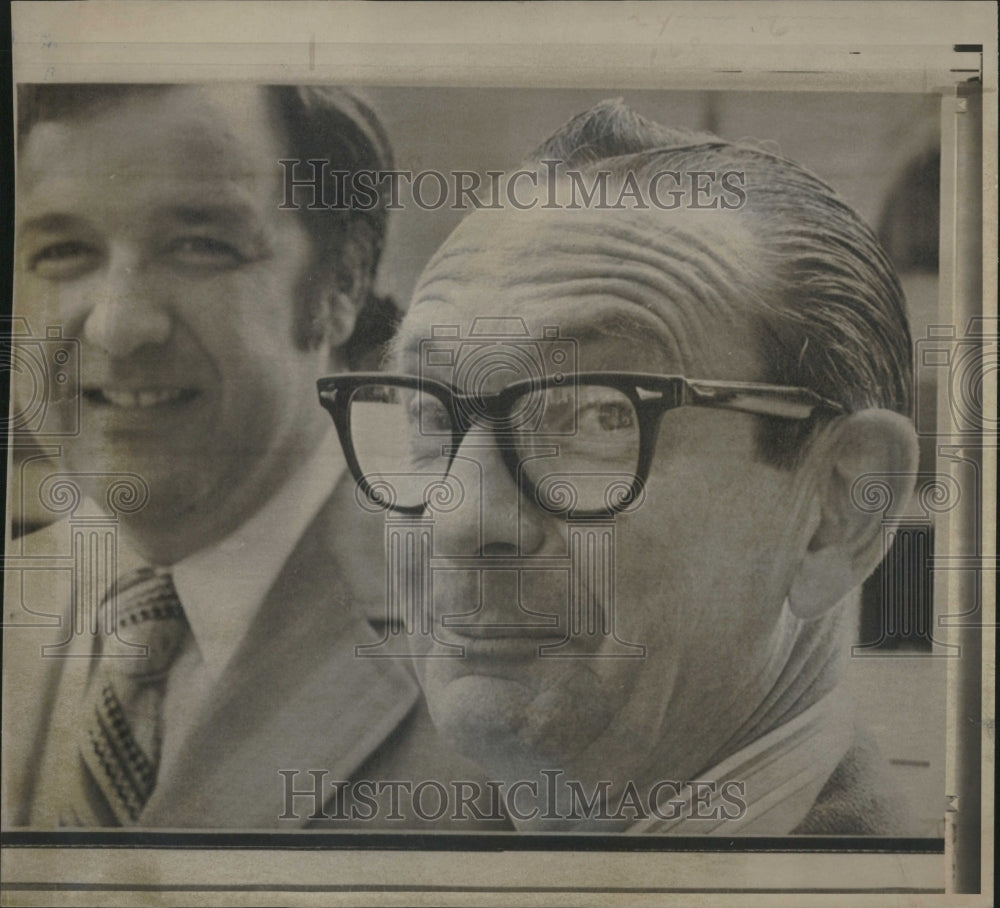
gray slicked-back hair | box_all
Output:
[527,100,913,466]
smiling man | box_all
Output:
[4,84,490,829]
[319,101,921,834]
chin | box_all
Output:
[423,673,540,768]
[424,671,602,781]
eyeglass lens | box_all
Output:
[347,383,642,513]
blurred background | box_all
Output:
[367,88,940,320]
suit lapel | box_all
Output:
[143,484,419,828]
[2,615,67,825]
[2,522,88,825]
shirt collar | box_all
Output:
[628,690,856,835]
[166,429,345,683]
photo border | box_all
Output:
[3,2,995,905]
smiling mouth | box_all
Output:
[83,388,201,409]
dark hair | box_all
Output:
[16,83,401,369]
[526,99,913,467]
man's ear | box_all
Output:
[320,231,376,353]
[323,291,361,351]
[788,409,919,620]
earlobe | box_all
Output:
[788,409,918,620]
[313,232,373,352]
[324,291,360,348]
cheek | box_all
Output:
[192,329,325,472]
[21,278,64,324]
[610,462,792,649]
[16,273,99,338]
[204,280,306,391]
[179,245,309,337]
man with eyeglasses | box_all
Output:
[318,100,921,834]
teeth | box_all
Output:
[100,389,190,408]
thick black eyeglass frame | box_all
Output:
[317,372,847,517]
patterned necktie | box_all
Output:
[77,567,189,825]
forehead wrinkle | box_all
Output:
[525,216,758,314]
[412,213,762,375]
[413,228,499,298]
[419,210,759,313]
[398,284,702,377]
[422,206,769,372]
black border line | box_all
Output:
[0,0,13,530]
[1,832,945,853]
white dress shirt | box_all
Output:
[627,690,856,835]
[159,429,346,774]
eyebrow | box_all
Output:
[393,304,673,369]
[19,203,267,242]
[560,309,667,347]
[18,213,86,234]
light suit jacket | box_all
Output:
[2,475,503,830]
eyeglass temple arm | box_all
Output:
[683,380,847,420]
[316,374,845,421]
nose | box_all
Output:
[434,435,548,557]
[82,249,172,357]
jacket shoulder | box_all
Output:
[792,726,915,836]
